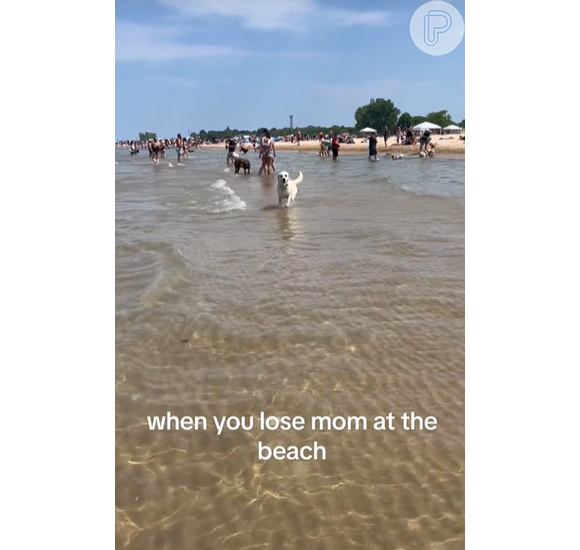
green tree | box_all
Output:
[426,110,454,128]
[354,98,401,133]
[138,131,157,141]
[458,119,465,128]
[397,112,413,129]
[195,124,364,140]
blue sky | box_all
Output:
[115,0,464,139]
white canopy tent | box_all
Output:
[359,127,377,133]
[413,122,441,131]
[442,124,463,134]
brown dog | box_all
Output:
[234,157,251,174]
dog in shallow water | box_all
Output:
[234,157,251,174]
[277,171,304,208]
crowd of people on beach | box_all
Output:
[115,124,447,166]
[116,136,201,153]
[114,122,463,152]
[115,130,363,152]
[115,135,205,165]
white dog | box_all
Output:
[277,171,304,208]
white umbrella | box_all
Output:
[359,127,377,133]
[413,122,441,130]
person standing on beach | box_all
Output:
[296,129,301,146]
[318,131,326,156]
[258,129,276,175]
[226,138,237,164]
[176,133,184,163]
[150,138,161,164]
[369,132,378,160]
[405,127,413,145]
[331,133,340,161]
[419,129,432,152]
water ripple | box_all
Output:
[116,149,464,549]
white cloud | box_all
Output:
[115,21,245,62]
[326,9,393,27]
[155,0,394,31]
[115,20,324,63]
[146,76,197,88]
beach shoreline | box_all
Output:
[193,136,465,157]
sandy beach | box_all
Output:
[198,135,465,157]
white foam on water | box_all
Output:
[223,168,230,172]
[115,161,119,164]
[168,163,174,167]
[207,179,246,213]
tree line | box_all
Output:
[138,98,464,140]
[354,98,464,133]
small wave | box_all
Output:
[208,179,246,213]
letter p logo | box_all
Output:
[410,1,464,56]
[424,10,452,46]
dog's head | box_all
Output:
[277,171,291,188]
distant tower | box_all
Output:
[289,115,294,131]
